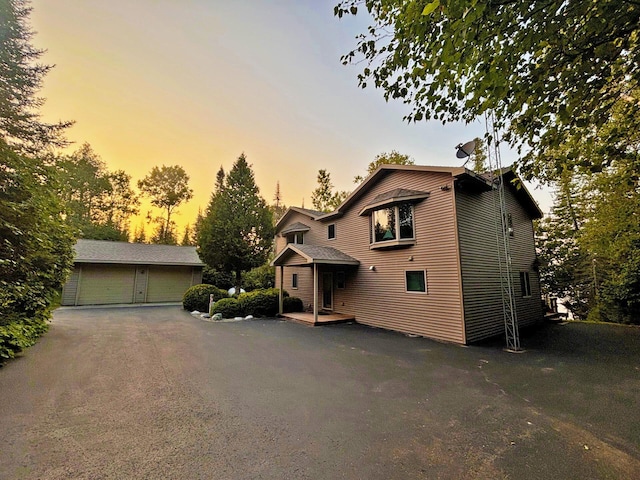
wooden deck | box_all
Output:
[280,312,355,326]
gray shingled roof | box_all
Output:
[73,239,204,266]
[280,222,311,235]
[272,244,359,266]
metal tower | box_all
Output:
[485,112,521,351]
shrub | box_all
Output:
[182,284,228,312]
[242,264,275,291]
[202,266,234,290]
[283,296,304,313]
[237,288,288,317]
[212,297,242,318]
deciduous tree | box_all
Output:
[354,150,414,183]
[138,165,193,245]
[335,0,640,177]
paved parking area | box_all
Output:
[1,306,639,479]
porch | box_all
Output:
[280,311,355,326]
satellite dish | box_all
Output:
[455,140,476,159]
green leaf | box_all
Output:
[422,0,440,16]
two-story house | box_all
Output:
[272,165,543,344]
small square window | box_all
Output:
[328,224,336,240]
[292,273,298,289]
[336,271,345,289]
[406,270,427,293]
[520,271,531,297]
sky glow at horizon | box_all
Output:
[30,0,550,236]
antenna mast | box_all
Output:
[485,111,521,351]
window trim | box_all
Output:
[370,203,415,249]
[405,269,427,294]
[520,271,531,297]
[292,273,298,289]
[327,223,336,240]
[287,232,304,245]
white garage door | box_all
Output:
[146,266,193,302]
[77,265,136,305]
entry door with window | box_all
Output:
[322,272,333,310]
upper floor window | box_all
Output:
[328,224,336,240]
[371,203,414,246]
[286,232,304,244]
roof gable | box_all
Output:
[73,239,204,266]
[272,244,359,266]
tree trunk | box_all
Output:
[235,270,242,296]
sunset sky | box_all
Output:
[30,0,550,235]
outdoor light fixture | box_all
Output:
[369,265,376,271]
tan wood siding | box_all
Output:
[276,171,465,343]
[146,266,194,302]
[76,265,136,305]
[277,266,315,309]
[456,184,543,343]
[61,267,81,306]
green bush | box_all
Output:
[242,264,275,291]
[0,313,50,360]
[283,296,304,313]
[212,297,242,318]
[182,284,228,312]
[237,288,289,317]
[202,266,234,290]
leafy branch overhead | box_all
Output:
[335,0,640,177]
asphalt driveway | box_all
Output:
[1,307,639,479]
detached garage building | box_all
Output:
[61,239,204,306]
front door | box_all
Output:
[322,272,333,310]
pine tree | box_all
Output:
[0,0,71,151]
[198,154,275,293]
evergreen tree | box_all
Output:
[0,0,71,151]
[198,154,274,294]
[181,224,194,246]
[311,169,349,212]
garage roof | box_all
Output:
[74,239,205,266]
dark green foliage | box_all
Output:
[242,263,275,291]
[237,288,282,317]
[283,296,303,313]
[0,142,75,360]
[56,143,139,240]
[211,297,242,318]
[198,154,275,293]
[202,266,234,290]
[182,284,228,312]
[0,0,71,152]
[536,135,640,324]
